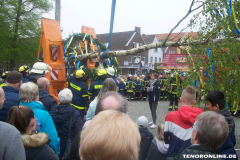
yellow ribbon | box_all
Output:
[90,36,95,52]
[114,57,119,65]
[232,2,239,30]
[234,95,239,115]
[85,40,88,56]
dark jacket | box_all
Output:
[118,82,125,90]
[139,127,153,160]
[69,77,89,109]
[69,131,81,160]
[147,138,168,160]
[217,110,237,160]
[39,89,57,112]
[23,133,59,160]
[28,73,44,84]
[148,81,160,103]
[88,78,106,101]
[22,75,29,83]
[166,145,222,160]
[50,104,82,158]
[0,86,20,122]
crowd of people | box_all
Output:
[0,61,238,160]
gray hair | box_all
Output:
[19,82,39,102]
[95,91,128,115]
[58,88,73,104]
[194,111,229,152]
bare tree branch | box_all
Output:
[163,0,204,45]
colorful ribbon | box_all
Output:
[229,0,240,34]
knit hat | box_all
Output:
[6,71,23,84]
[136,116,148,127]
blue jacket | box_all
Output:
[88,78,106,101]
[217,110,237,160]
[22,75,29,83]
[20,101,60,155]
[69,77,89,110]
[39,89,57,112]
[0,86,20,122]
[139,127,153,160]
[118,82,125,90]
[135,81,142,92]
[50,103,82,158]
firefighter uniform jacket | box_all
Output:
[69,77,89,110]
[126,80,135,92]
[88,78,106,101]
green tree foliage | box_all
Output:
[0,0,53,70]
[183,0,240,113]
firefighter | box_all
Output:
[107,67,119,91]
[69,70,89,120]
[88,68,107,101]
[135,77,142,100]
[126,75,135,101]
[0,71,9,87]
[19,65,30,83]
[168,74,179,111]
[142,73,151,101]
[159,75,165,101]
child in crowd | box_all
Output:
[147,124,168,160]
[136,116,153,160]
[118,78,125,96]
[205,91,237,160]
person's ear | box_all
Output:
[180,97,182,103]
[213,104,220,111]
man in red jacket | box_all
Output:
[164,86,204,157]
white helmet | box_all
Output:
[30,62,49,74]
[106,67,115,76]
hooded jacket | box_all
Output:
[147,137,169,160]
[86,98,98,121]
[139,127,153,160]
[217,110,237,160]
[164,106,204,157]
[0,86,20,122]
[50,103,82,158]
[20,101,60,155]
[22,133,59,160]
[39,89,57,112]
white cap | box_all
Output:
[136,116,148,127]
[30,62,49,74]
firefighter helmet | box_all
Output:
[30,62,49,74]
[1,71,9,79]
[19,65,30,73]
[98,69,107,76]
[75,70,85,78]
[106,67,115,76]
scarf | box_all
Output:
[147,79,157,92]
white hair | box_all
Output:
[58,88,73,104]
[19,82,39,102]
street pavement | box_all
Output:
[127,100,240,158]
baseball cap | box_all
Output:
[136,116,148,127]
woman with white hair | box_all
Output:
[19,82,60,155]
[50,88,82,160]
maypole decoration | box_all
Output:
[229,0,240,34]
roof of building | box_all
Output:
[157,32,198,42]
[96,31,135,50]
[142,35,156,44]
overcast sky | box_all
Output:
[42,0,201,39]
